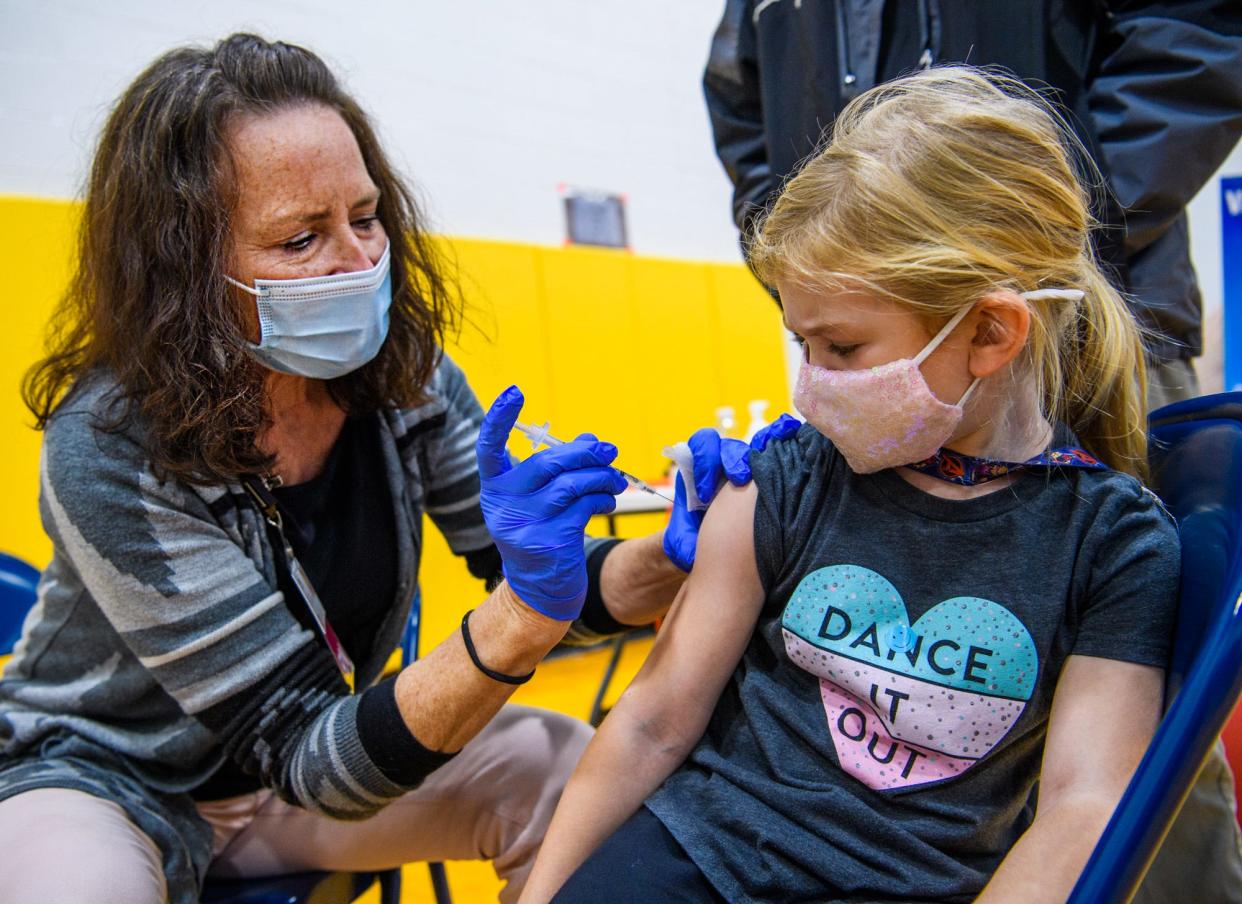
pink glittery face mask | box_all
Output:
[793,289,1084,474]
[793,304,977,474]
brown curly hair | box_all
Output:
[23,33,461,484]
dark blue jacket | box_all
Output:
[705,0,1242,362]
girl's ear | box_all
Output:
[968,291,1030,379]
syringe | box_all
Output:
[513,420,674,504]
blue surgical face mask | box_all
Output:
[225,243,392,379]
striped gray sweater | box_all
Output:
[1,354,522,821]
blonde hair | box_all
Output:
[750,66,1149,478]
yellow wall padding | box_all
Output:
[0,195,791,649]
[1,197,78,570]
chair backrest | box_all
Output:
[0,552,39,656]
[1068,392,1242,904]
[401,586,423,666]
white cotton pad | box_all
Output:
[662,442,707,512]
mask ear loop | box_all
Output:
[911,303,980,407]
[224,275,262,297]
[913,288,1085,367]
[223,275,271,345]
[927,289,1084,408]
[912,303,975,366]
[1021,289,1085,303]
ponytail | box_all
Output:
[1055,262,1148,479]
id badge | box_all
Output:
[287,548,356,690]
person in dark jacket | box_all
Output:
[705,0,1242,409]
[702,2,1242,901]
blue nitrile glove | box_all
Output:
[737,413,802,473]
[478,386,628,620]
[662,414,801,572]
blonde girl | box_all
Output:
[520,67,1179,904]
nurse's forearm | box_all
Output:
[393,581,567,752]
[599,532,687,626]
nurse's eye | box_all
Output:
[283,233,315,252]
[353,215,380,232]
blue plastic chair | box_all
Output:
[0,551,39,655]
[0,553,448,904]
[1069,392,1242,903]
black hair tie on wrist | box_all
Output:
[460,609,535,685]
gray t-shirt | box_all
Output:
[646,426,1179,903]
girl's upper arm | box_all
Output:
[1037,484,1177,811]
[1037,653,1164,813]
[977,656,1164,902]
[617,480,766,751]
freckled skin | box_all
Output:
[226,104,388,343]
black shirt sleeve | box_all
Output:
[577,537,628,635]
[465,543,504,591]
[1075,486,1181,668]
[355,676,458,786]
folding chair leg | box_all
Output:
[589,636,628,727]
[429,861,452,904]
[378,867,402,904]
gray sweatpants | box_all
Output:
[0,704,591,904]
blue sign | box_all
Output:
[1224,177,1242,391]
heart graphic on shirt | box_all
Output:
[781,564,1038,790]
